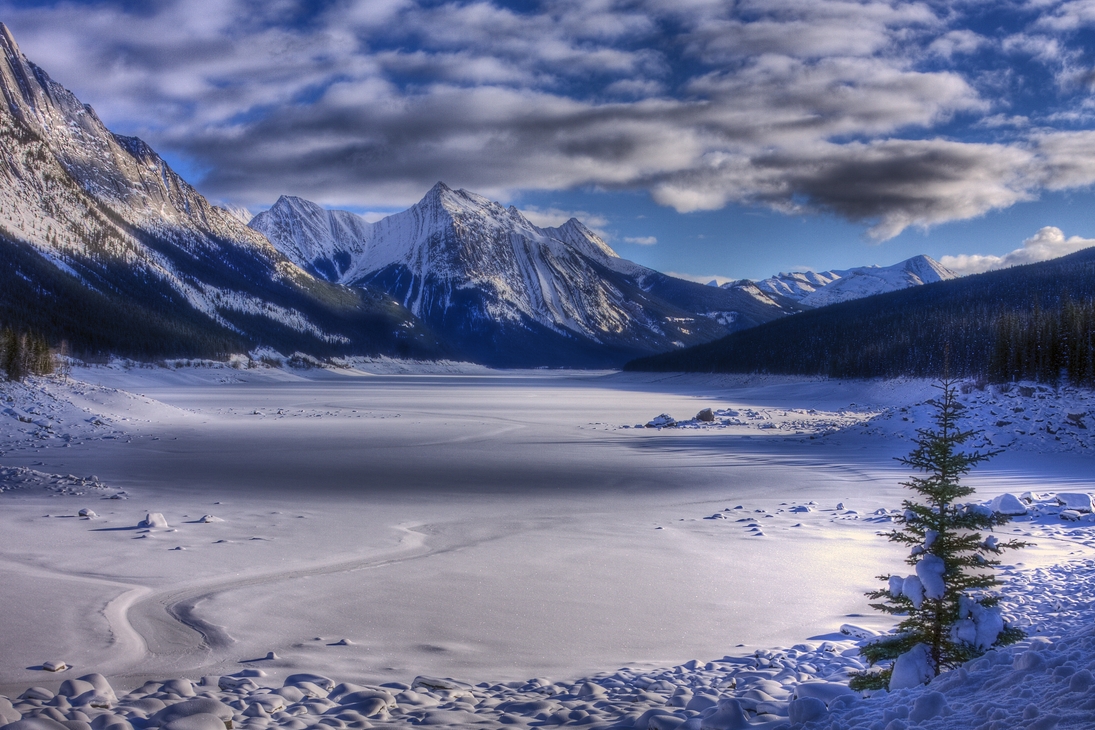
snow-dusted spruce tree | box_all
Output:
[850,378,1026,691]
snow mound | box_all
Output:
[990,493,1028,515]
[139,513,169,529]
[889,643,935,690]
[1057,493,1094,513]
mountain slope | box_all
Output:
[0,23,441,360]
[625,247,1095,386]
[247,196,373,282]
[750,255,957,307]
[252,184,802,366]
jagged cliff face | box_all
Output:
[253,183,798,364]
[0,24,270,252]
[341,183,651,342]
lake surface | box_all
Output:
[0,371,1076,692]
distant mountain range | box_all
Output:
[248,188,807,365]
[627,246,1095,387]
[746,255,957,307]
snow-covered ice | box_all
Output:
[0,364,1092,728]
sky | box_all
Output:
[5,0,1095,281]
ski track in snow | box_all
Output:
[0,364,1093,729]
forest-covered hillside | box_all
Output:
[625,247,1095,387]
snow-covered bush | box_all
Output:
[851,379,1027,691]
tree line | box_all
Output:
[989,299,1095,386]
[1,327,54,381]
[626,247,1095,388]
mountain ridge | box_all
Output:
[747,254,958,307]
[250,183,803,366]
[625,246,1095,386]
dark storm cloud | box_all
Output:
[4,0,1095,237]
[748,140,1037,240]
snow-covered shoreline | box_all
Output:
[1,366,1092,728]
[2,553,1093,729]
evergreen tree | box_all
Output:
[1,327,26,381]
[1,327,55,381]
[850,379,1026,691]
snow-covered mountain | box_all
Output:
[252,184,800,366]
[0,23,437,360]
[748,255,957,308]
[247,196,373,282]
[0,21,794,367]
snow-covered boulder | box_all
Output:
[0,698,19,725]
[57,679,95,698]
[163,713,227,730]
[150,698,233,725]
[793,682,855,705]
[1,719,70,730]
[989,493,1028,515]
[139,512,169,529]
[645,414,676,428]
[889,643,934,689]
[788,696,827,725]
[1057,493,1093,513]
[284,673,335,692]
[699,698,750,729]
[908,691,949,722]
[696,408,715,422]
[840,624,881,639]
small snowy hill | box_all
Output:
[252,184,800,366]
[750,256,957,308]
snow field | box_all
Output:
[0,368,1092,729]
[617,377,1095,455]
[1,554,1093,729]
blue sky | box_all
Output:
[6,0,1095,281]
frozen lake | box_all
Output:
[0,370,1088,695]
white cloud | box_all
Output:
[623,236,657,245]
[940,226,1095,275]
[4,0,1095,241]
[928,30,987,58]
[519,207,609,230]
[1035,0,1095,32]
[976,113,1031,129]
